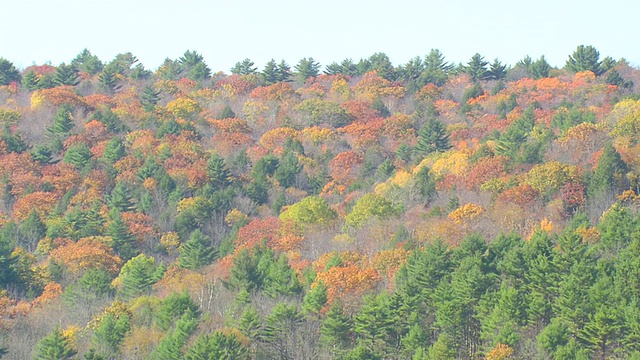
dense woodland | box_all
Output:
[0,46,639,359]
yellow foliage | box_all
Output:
[485,343,514,360]
[160,232,180,255]
[391,170,412,187]
[330,77,351,100]
[30,91,45,110]
[225,208,249,226]
[62,325,82,348]
[176,197,199,213]
[242,100,270,123]
[524,161,579,196]
[431,152,469,177]
[448,203,484,224]
[166,97,201,118]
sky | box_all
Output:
[1,0,639,73]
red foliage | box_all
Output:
[235,217,282,250]
[329,151,364,184]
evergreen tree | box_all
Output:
[21,70,39,91]
[156,292,200,331]
[140,84,160,112]
[589,142,628,197]
[178,229,216,270]
[276,60,292,82]
[274,150,301,188]
[415,117,452,157]
[294,57,320,83]
[262,252,303,297]
[98,67,121,95]
[367,52,396,80]
[565,45,604,75]
[262,303,304,359]
[231,58,257,75]
[302,280,328,314]
[531,56,552,79]
[101,138,126,164]
[0,58,20,85]
[106,209,137,261]
[108,181,136,212]
[117,254,164,299]
[217,105,236,119]
[465,53,489,82]
[34,327,77,360]
[63,143,92,169]
[0,228,17,290]
[487,58,507,80]
[47,105,75,137]
[421,49,452,86]
[92,312,131,354]
[262,59,280,85]
[53,63,80,86]
[206,153,232,190]
[154,309,199,360]
[71,48,104,75]
[185,331,248,360]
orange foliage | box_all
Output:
[32,282,62,308]
[13,191,59,221]
[259,127,300,150]
[235,217,282,250]
[497,184,540,207]
[329,151,364,184]
[485,343,514,360]
[341,100,380,122]
[465,156,508,190]
[153,265,206,298]
[121,212,159,243]
[49,236,122,275]
[216,75,259,96]
[353,71,405,100]
[38,86,87,108]
[84,94,116,108]
[370,248,409,285]
[314,265,379,304]
[250,82,297,102]
[208,117,251,134]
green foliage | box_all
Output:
[72,48,104,75]
[296,98,352,127]
[346,193,402,227]
[22,70,39,91]
[589,143,628,197]
[178,229,216,269]
[466,53,489,82]
[294,57,321,83]
[53,63,80,86]
[63,143,92,169]
[0,58,20,85]
[415,117,451,157]
[231,58,257,75]
[92,311,131,354]
[156,292,200,331]
[185,331,248,360]
[153,308,199,360]
[207,153,232,190]
[565,45,604,75]
[48,104,75,137]
[531,55,552,79]
[108,182,136,213]
[116,254,164,299]
[279,195,336,229]
[33,327,77,360]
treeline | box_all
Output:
[0,44,638,359]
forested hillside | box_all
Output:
[0,46,640,359]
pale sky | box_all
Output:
[1,0,639,73]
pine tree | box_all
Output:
[274,150,301,188]
[178,229,216,270]
[154,309,199,360]
[140,84,160,112]
[217,105,235,119]
[101,138,126,164]
[302,280,328,314]
[108,181,136,212]
[21,70,39,91]
[106,209,137,261]
[487,59,507,80]
[117,254,163,299]
[47,105,75,137]
[0,58,20,85]
[321,301,352,352]
[466,53,489,82]
[231,58,257,75]
[421,49,452,86]
[415,117,452,157]
[565,45,603,75]
[294,57,320,83]
[589,143,628,197]
[63,143,92,169]
[98,67,121,95]
[53,63,80,86]
[263,303,303,359]
[262,59,279,85]
[531,56,552,79]
[207,153,232,190]
[34,327,77,360]
[276,60,292,82]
